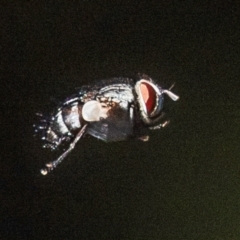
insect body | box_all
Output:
[34,74,179,175]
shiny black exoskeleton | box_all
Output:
[34,74,179,175]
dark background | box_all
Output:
[1,1,240,239]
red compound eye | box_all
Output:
[140,82,156,114]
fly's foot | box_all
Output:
[40,162,55,175]
[40,169,48,175]
[149,120,170,130]
[138,135,150,142]
[161,120,170,128]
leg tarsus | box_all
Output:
[138,135,150,142]
[149,120,170,130]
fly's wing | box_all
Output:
[87,104,135,142]
[86,81,135,142]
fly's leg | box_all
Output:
[138,135,150,142]
[148,111,169,130]
[138,120,169,142]
[149,120,170,130]
[40,124,88,175]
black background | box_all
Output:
[1,1,240,239]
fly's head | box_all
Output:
[135,76,179,126]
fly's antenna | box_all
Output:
[161,82,179,101]
[169,82,175,91]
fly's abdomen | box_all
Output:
[35,101,83,150]
[62,103,82,131]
